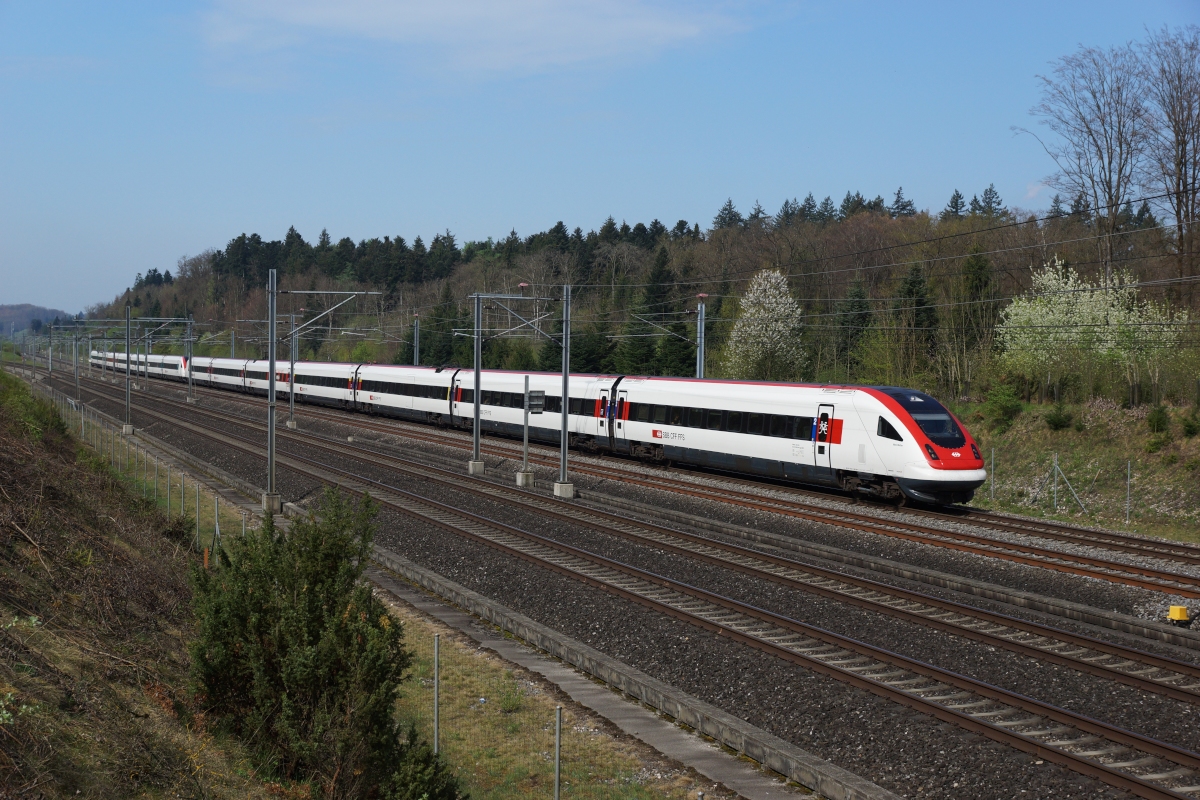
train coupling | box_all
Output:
[1168,606,1192,628]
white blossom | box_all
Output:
[997,256,1187,388]
[722,269,807,381]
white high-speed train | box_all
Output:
[91,351,987,505]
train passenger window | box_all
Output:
[725,411,743,432]
[877,417,903,441]
[793,417,813,440]
[652,405,668,424]
[746,413,764,435]
[668,407,684,426]
[686,408,704,427]
[461,389,474,404]
[769,415,790,437]
[707,410,723,430]
[635,403,651,422]
[568,397,582,415]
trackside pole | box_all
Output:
[468,294,484,476]
[517,374,533,487]
[554,284,573,499]
[263,269,281,514]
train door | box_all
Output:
[615,390,628,445]
[815,404,835,470]
[598,389,609,440]
[351,365,363,408]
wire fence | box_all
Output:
[25,373,251,559]
[397,633,687,800]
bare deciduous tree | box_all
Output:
[1140,25,1200,305]
[1024,44,1148,284]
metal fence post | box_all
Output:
[154,455,158,501]
[167,465,171,516]
[433,633,440,755]
[554,705,562,800]
[1126,460,1132,526]
[195,482,200,548]
[1052,452,1058,512]
[990,447,995,503]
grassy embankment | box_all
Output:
[0,368,270,798]
[0,368,705,799]
[950,395,1200,542]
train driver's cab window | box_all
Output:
[877,416,903,441]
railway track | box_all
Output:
[80,378,1200,705]
[50,367,1200,594]
[62,364,1199,564]
[45,371,1200,800]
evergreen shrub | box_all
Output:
[1182,415,1199,438]
[1147,405,1171,434]
[1044,404,1073,431]
[981,384,1023,432]
[190,489,464,800]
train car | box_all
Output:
[90,351,985,505]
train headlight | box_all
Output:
[970,444,980,460]
[924,443,939,461]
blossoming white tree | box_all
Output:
[998,256,1187,400]
[722,269,807,381]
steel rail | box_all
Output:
[53,371,1200,798]
[67,376,1200,705]
[66,365,1200,592]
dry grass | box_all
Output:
[0,370,271,799]
[377,590,739,800]
[956,398,1200,542]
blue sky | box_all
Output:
[1,1,1195,312]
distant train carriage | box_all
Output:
[90,351,985,505]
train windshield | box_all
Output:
[887,391,966,448]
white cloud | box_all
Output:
[203,0,729,73]
[1024,181,1047,200]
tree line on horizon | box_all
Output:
[83,26,1198,409]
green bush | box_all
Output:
[1183,415,1199,438]
[1146,434,1171,454]
[1147,405,1171,434]
[0,372,67,443]
[1044,404,1073,431]
[190,489,464,800]
[982,385,1023,432]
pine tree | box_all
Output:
[615,247,673,374]
[839,191,866,218]
[423,282,457,366]
[968,194,984,215]
[962,243,995,350]
[896,264,938,358]
[190,490,464,799]
[1070,191,1092,224]
[774,198,800,228]
[979,184,1004,216]
[1048,194,1066,217]
[799,193,817,220]
[712,199,743,230]
[837,281,872,365]
[571,322,615,373]
[599,217,619,243]
[746,200,768,228]
[655,316,695,377]
[815,196,837,223]
[941,190,966,221]
[890,187,916,217]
